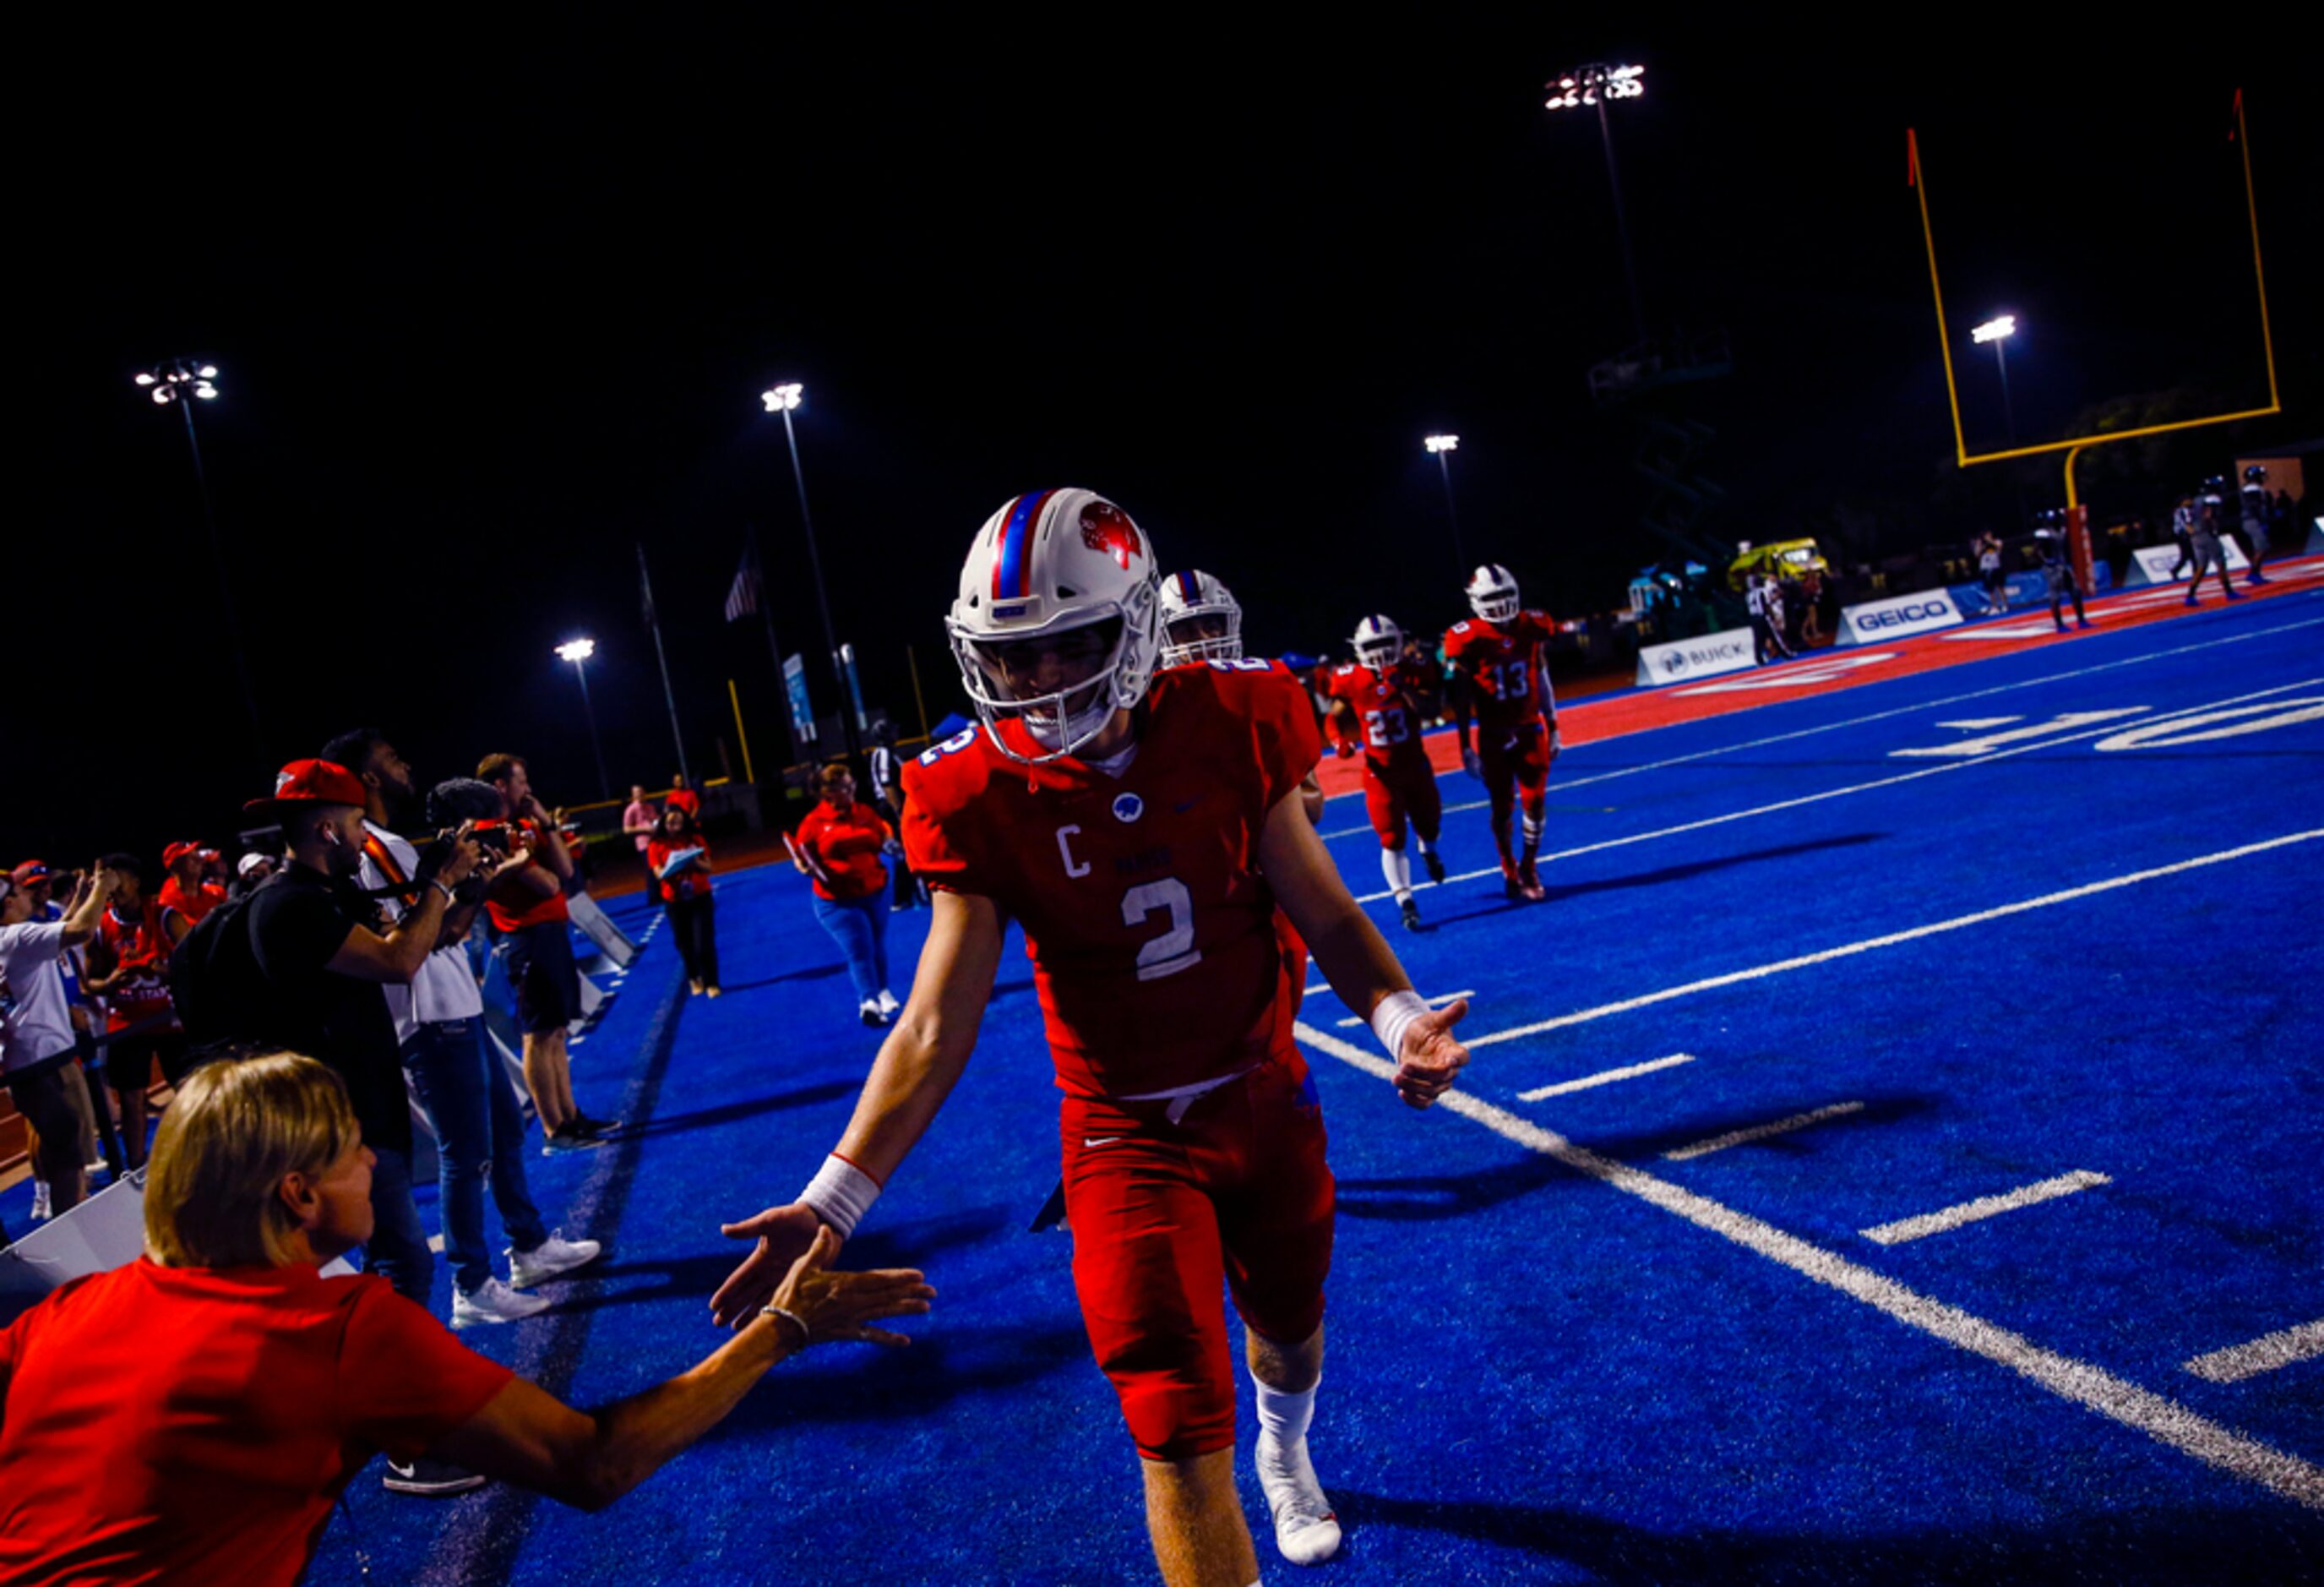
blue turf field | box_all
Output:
[138,588,2324,1579]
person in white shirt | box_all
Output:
[324,729,601,1333]
[1,864,118,1217]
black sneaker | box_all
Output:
[542,1125,609,1155]
[384,1456,487,1497]
[1422,851,1445,885]
[570,1113,628,1138]
[1399,898,1423,933]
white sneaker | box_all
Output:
[860,1000,890,1028]
[876,989,901,1017]
[30,1182,52,1222]
[1255,1433,1342,1565]
[452,1278,552,1330]
[508,1230,602,1289]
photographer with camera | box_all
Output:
[325,733,603,1341]
[477,752,618,1153]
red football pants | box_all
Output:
[1362,761,1442,851]
[1059,1058,1335,1461]
[1480,723,1552,836]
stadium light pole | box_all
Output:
[134,357,265,772]
[1545,63,1649,346]
[1424,434,1467,575]
[761,382,861,763]
[1972,314,2017,442]
[554,638,614,801]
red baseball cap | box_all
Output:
[244,759,369,814]
[8,860,49,885]
[163,841,201,868]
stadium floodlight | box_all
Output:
[555,638,612,799]
[1973,314,2019,439]
[759,378,858,761]
[1423,434,1465,573]
[1544,62,1650,342]
[1971,315,2016,344]
[133,354,264,772]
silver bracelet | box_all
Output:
[431,879,458,904]
[761,1303,811,1350]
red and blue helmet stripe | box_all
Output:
[1173,571,1200,603]
[991,489,1058,602]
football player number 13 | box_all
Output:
[1122,877,1201,981]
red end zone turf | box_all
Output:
[1314,556,2322,800]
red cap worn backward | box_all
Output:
[163,841,199,868]
[8,860,49,885]
[244,759,370,813]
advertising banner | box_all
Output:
[1635,626,1756,687]
[1837,588,1963,646]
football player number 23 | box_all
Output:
[1122,877,1201,981]
[1363,707,1409,749]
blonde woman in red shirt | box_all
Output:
[646,804,721,997]
[0,1050,933,1587]
[790,762,900,1027]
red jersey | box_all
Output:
[666,788,703,818]
[645,835,716,905]
[1442,610,1558,736]
[1321,659,1435,779]
[903,659,1322,1099]
[483,821,572,932]
[97,899,175,1029]
[156,877,226,934]
[794,802,891,903]
[0,1259,512,1587]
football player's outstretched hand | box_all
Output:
[711,1203,826,1330]
[1395,998,1471,1110]
[1460,748,1483,780]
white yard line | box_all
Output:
[2185,1320,2324,1386]
[1859,1170,2112,1246]
[1466,829,2324,1048]
[1352,677,2321,903]
[1292,1020,2324,1512]
[1319,609,2323,832]
[1663,1100,1866,1160]
[1518,1053,1696,1101]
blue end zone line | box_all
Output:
[1316,602,2324,836]
[1347,672,2323,903]
[1460,827,2323,1049]
[1292,1017,2324,1513]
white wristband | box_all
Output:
[1371,990,1429,1065]
[799,1153,881,1239]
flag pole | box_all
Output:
[637,543,692,788]
[746,523,798,775]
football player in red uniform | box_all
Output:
[1321,614,1447,933]
[1442,564,1562,902]
[715,492,1470,1586]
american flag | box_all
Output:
[725,548,760,623]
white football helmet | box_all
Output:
[1351,614,1403,671]
[1158,570,1244,667]
[1466,564,1520,624]
[947,488,1162,764]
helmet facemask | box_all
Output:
[1467,565,1520,624]
[1162,611,1243,667]
[950,608,1154,763]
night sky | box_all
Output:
[15,14,2317,864]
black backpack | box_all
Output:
[167,884,271,1045]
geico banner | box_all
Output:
[1837,589,1962,646]
[1635,627,1756,688]
[2125,540,2249,586]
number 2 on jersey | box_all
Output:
[1121,877,1201,981]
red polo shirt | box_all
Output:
[0,1258,514,1587]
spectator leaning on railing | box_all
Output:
[0,863,119,1219]
[0,1050,934,1587]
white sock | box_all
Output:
[1253,1374,1318,1448]
[1380,848,1412,903]
[1521,813,1544,856]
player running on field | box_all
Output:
[1321,614,1446,933]
[1442,563,1562,903]
[714,491,1471,1587]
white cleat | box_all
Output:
[1255,1432,1342,1566]
[875,989,901,1017]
